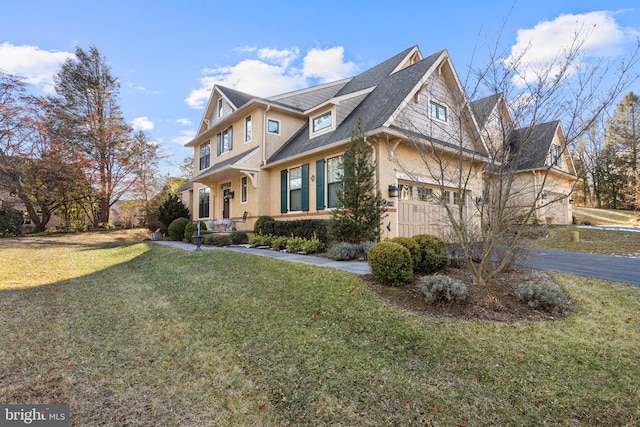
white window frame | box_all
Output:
[245,115,252,143]
[289,166,302,211]
[311,110,334,137]
[241,176,248,203]
[217,98,223,118]
[429,100,448,123]
[326,155,343,208]
[267,118,280,135]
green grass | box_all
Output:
[1,230,639,425]
[535,226,640,256]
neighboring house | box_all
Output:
[470,94,577,224]
[182,45,576,238]
[0,187,63,232]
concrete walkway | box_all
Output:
[153,240,371,275]
[153,240,640,285]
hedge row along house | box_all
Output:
[180,45,576,238]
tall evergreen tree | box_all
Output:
[329,119,387,243]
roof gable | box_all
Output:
[267,48,447,164]
[508,120,561,170]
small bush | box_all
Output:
[0,208,23,237]
[285,236,306,253]
[419,274,468,303]
[328,241,375,261]
[301,234,325,254]
[367,242,413,286]
[358,241,375,259]
[229,231,249,245]
[167,218,191,241]
[253,216,274,235]
[249,234,272,247]
[391,237,422,268]
[328,242,359,260]
[515,278,567,313]
[204,234,231,247]
[412,234,450,274]
[270,236,289,250]
[184,221,208,242]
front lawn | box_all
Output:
[1,230,639,425]
[534,225,640,257]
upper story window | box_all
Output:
[312,111,333,133]
[245,116,252,142]
[550,144,562,167]
[430,101,447,123]
[267,118,280,135]
[217,98,223,118]
[199,141,210,170]
[216,126,233,155]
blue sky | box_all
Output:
[1,0,639,176]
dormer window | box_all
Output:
[430,101,447,123]
[217,98,223,118]
[312,111,333,133]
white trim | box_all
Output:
[309,108,336,138]
[267,118,281,135]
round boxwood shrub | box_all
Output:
[184,221,207,242]
[391,237,422,269]
[167,217,191,241]
[254,215,274,235]
[412,234,450,274]
[367,242,413,286]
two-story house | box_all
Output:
[182,45,576,238]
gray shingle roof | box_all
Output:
[217,86,255,109]
[267,47,444,164]
[507,120,560,170]
[470,94,501,128]
[194,147,260,179]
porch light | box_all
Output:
[541,193,547,200]
[388,185,399,198]
[228,191,235,199]
[569,198,574,204]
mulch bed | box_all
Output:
[362,265,572,323]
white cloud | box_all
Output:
[303,46,357,82]
[176,118,192,126]
[505,11,638,86]
[173,129,196,146]
[185,45,358,109]
[131,116,154,131]
[0,43,74,93]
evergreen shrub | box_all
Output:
[167,218,190,241]
[367,242,413,286]
[412,234,450,274]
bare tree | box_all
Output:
[48,45,148,227]
[391,24,640,285]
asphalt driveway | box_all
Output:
[523,248,640,286]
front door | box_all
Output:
[223,189,230,219]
